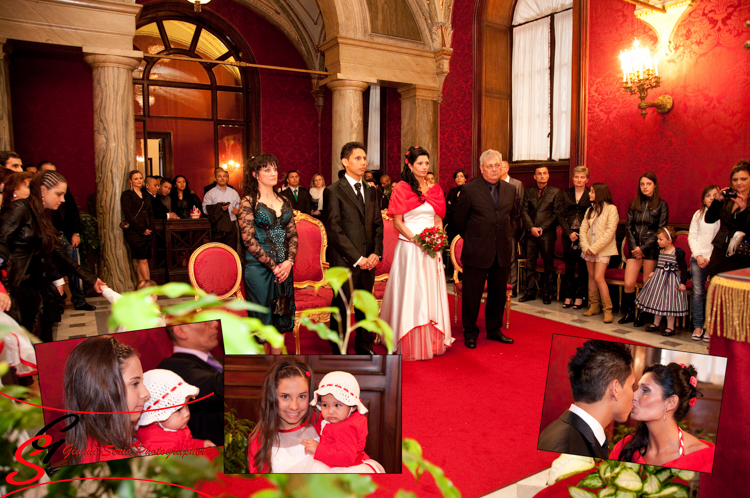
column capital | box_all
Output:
[326,79,370,92]
[397,84,441,102]
[84,51,142,71]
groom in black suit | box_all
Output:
[323,142,384,354]
[453,149,520,349]
[538,340,635,458]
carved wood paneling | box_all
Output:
[225,354,402,474]
[366,0,422,41]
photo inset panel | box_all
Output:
[35,320,225,468]
[538,334,725,473]
[224,355,402,474]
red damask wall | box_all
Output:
[439,0,475,192]
[586,0,750,224]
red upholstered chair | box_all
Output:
[188,242,246,316]
[292,211,332,354]
[374,211,398,312]
[450,235,512,329]
[604,238,644,311]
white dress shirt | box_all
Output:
[569,403,607,446]
[203,184,241,221]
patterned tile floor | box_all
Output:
[50,290,708,497]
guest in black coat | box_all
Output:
[279,170,312,214]
[619,172,669,326]
[705,160,750,276]
[538,340,635,458]
[444,168,467,243]
[558,166,592,309]
[158,321,224,446]
[520,165,563,304]
[453,150,519,349]
[323,143,384,354]
[170,175,204,219]
[121,170,156,283]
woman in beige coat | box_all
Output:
[579,183,619,322]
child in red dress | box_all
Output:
[136,369,216,453]
[302,371,369,467]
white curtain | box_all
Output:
[660,350,727,386]
[552,9,572,160]
[512,18,550,161]
[513,0,573,25]
[367,85,381,170]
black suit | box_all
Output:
[453,178,519,340]
[538,410,609,459]
[323,178,384,352]
[280,187,312,214]
[157,353,224,445]
[150,193,169,220]
[522,185,563,298]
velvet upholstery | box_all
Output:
[373,281,387,300]
[293,214,326,284]
[189,243,243,301]
[376,217,399,279]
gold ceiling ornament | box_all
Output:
[625,0,695,59]
[620,39,673,118]
[186,0,210,13]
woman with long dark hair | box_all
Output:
[579,183,619,322]
[619,172,669,326]
[380,146,453,360]
[121,170,155,283]
[610,363,714,472]
[0,171,106,341]
[64,336,150,464]
[238,155,297,352]
[705,160,750,277]
[170,175,203,219]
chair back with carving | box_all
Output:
[189,243,243,300]
[376,211,399,282]
[293,211,328,288]
[450,235,464,281]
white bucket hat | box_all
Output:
[137,369,200,429]
[311,371,367,415]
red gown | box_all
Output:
[609,434,715,473]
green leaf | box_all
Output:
[190,311,261,354]
[598,486,616,498]
[164,295,228,316]
[644,465,657,474]
[613,468,642,492]
[549,454,596,484]
[644,484,689,498]
[621,462,641,474]
[301,307,339,316]
[654,469,673,483]
[578,474,604,489]
[643,473,660,494]
[262,474,288,490]
[336,474,377,495]
[249,490,283,498]
[0,361,8,377]
[352,290,378,319]
[300,317,341,344]
[222,299,270,313]
[395,491,419,498]
[376,318,394,352]
[325,267,350,296]
[568,487,597,498]
[672,469,696,481]
[614,491,637,498]
[158,282,199,298]
[109,292,162,330]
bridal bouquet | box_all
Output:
[413,226,448,258]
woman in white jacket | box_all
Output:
[688,185,721,341]
[580,183,619,323]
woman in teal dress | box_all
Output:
[238,154,297,352]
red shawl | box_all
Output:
[388,181,446,218]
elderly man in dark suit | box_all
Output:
[538,340,635,458]
[453,149,519,349]
[158,321,224,446]
[323,142,384,354]
[520,165,563,304]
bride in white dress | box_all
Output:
[380,146,454,360]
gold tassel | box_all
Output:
[705,276,750,343]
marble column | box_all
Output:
[398,85,441,178]
[327,79,369,179]
[84,53,141,292]
[0,39,13,150]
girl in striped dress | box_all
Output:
[635,226,688,336]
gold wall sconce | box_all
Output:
[620,39,672,118]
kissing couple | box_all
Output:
[538,340,715,472]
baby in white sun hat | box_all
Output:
[301,371,370,467]
[136,369,217,451]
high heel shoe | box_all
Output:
[562,299,573,309]
[618,292,636,324]
[572,298,586,310]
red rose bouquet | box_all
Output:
[412,226,448,258]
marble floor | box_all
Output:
[50,289,708,498]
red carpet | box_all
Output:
[204,299,637,498]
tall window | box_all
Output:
[511,0,572,162]
[133,17,254,178]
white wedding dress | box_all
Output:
[380,202,454,360]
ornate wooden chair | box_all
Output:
[373,210,398,312]
[292,211,332,354]
[188,242,246,316]
[450,235,512,329]
[604,238,644,315]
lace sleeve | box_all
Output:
[238,197,276,270]
[285,208,298,264]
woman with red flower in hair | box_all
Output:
[609,362,715,472]
[379,146,454,361]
